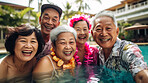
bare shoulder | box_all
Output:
[0,55,11,67]
[0,55,11,80]
[33,55,54,74]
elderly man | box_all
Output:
[91,10,148,83]
[37,4,62,60]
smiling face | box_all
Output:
[53,32,76,62]
[74,21,89,44]
[40,8,60,36]
[14,32,38,62]
[91,16,119,50]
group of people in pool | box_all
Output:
[0,4,148,83]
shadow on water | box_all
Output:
[36,65,135,83]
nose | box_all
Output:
[25,42,32,48]
[65,44,71,49]
[47,19,53,25]
[101,29,108,36]
[80,30,85,34]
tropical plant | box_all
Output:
[118,21,134,40]
[75,0,90,12]
[0,5,33,26]
[31,11,40,27]
[62,2,76,21]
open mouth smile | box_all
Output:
[22,50,32,56]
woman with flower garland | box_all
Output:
[69,14,99,65]
[33,25,77,82]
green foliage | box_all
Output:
[31,11,40,27]
[118,21,134,40]
[18,7,34,19]
[62,2,77,20]
[0,5,33,26]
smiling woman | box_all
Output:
[0,24,45,82]
[33,25,77,82]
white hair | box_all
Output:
[91,10,118,30]
[50,25,77,45]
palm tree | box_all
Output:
[75,0,101,13]
[62,2,76,22]
[28,0,34,22]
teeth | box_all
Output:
[64,52,71,54]
[101,39,109,41]
[46,27,52,29]
[22,51,32,54]
[79,37,86,39]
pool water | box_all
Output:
[42,65,135,83]
[139,45,148,63]
[0,45,147,83]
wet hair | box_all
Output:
[50,25,77,46]
[5,24,45,56]
[91,10,118,30]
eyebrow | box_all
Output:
[58,38,75,41]
[17,37,37,40]
[44,13,58,18]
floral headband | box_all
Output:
[69,14,91,30]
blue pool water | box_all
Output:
[139,45,148,63]
[0,45,147,83]
[38,65,135,83]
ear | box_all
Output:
[51,43,55,51]
[91,30,93,36]
[116,27,119,36]
[39,16,41,24]
[58,21,60,26]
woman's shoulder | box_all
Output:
[0,55,12,65]
[33,55,54,73]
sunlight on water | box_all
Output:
[39,65,135,83]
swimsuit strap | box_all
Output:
[47,55,59,79]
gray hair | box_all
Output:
[91,10,118,30]
[50,25,77,46]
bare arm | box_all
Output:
[33,55,54,74]
[135,70,148,83]
[0,59,8,82]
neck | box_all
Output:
[103,48,112,61]
[42,33,49,43]
[13,56,27,71]
[77,43,85,51]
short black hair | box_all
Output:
[41,4,62,18]
[5,24,45,56]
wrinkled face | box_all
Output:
[74,21,89,44]
[40,8,60,35]
[14,32,38,62]
[91,16,119,49]
[53,32,76,61]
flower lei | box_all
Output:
[69,14,91,30]
[50,48,75,69]
[74,42,94,65]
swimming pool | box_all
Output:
[0,45,147,83]
[139,45,148,63]
[35,65,135,83]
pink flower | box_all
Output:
[69,14,91,30]
[73,42,93,65]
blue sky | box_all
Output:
[0,0,123,14]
